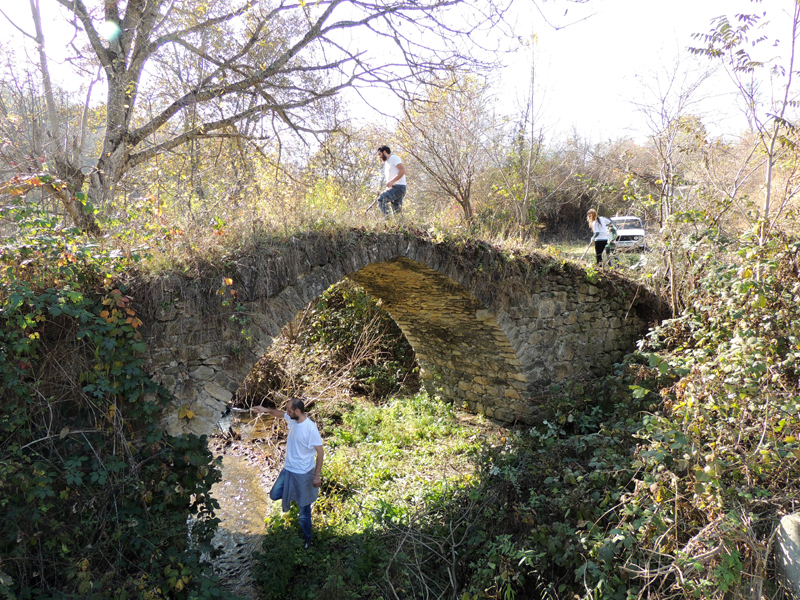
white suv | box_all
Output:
[610,216,647,251]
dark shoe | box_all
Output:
[303,540,311,550]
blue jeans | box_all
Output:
[270,470,313,542]
[378,185,406,217]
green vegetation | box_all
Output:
[0,202,232,599]
[251,231,800,600]
[3,190,800,600]
[1,2,798,597]
[4,178,799,600]
[252,392,502,600]
[295,281,418,399]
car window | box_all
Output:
[611,218,642,229]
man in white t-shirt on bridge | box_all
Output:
[252,397,323,549]
[376,145,407,218]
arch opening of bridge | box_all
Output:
[138,230,657,437]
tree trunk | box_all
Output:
[668,249,678,318]
[87,142,128,214]
[456,192,473,225]
[86,62,137,220]
[29,0,58,148]
[61,186,101,235]
[28,0,100,235]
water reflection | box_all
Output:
[209,410,281,599]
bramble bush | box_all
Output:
[452,232,800,599]
[0,197,233,599]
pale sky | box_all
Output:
[0,0,795,142]
[501,0,795,141]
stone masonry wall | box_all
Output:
[137,231,660,436]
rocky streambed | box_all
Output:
[205,410,285,599]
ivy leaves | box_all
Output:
[0,203,229,598]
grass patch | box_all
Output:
[252,392,505,600]
[545,239,652,271]
[318,393,495,532]
[545,240,589,259]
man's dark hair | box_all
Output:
[377,145,391,154]
[289,397,306,413]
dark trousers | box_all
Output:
[594,240,608,264]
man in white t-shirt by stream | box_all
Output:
[376,145,407,218]
[252,398,323,549]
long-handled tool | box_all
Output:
[579,241,593,261]
[365,198,378,213]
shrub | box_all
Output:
[0,200,231,599]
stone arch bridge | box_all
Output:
[136,229,663,436]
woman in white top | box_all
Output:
[587,209,614,265]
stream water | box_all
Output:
[207,411,283,599]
